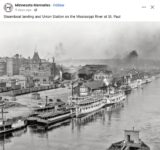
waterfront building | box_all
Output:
[14,75,33,88]
[93,70,112,81]
[20,51,57,85]
[84,64,109,72]
[78,67,93,80]
[61,65,79,80]
[127,68,140,80]
[6,54,20,76]
[112,68,149,87]
[73,80,106,97]
[0,75,33,89]
[62,72,72,80]
[78,64,110,80]
[0,59,6,76]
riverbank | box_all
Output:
[1,87,71,119]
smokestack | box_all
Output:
[103,78,109,86]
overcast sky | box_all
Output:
[0,22,160,60]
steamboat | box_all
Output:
[107,129,150,150]
[68,80,126,118]
[69,93,106,118]
[68,80,108,117]
[105,90,126,105]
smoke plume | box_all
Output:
[125,50,138,62]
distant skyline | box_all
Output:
[0,22,160,60]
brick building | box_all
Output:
[20,51,57,85]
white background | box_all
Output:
[0,0,160,21]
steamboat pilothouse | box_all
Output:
[107,128,150,150]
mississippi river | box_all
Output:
[1,79,160,150]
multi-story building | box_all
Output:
[6,54,20,76]
[93,70,112,81]
[0,59,6,76]
[0,75,33,89]
[20,51,57,85]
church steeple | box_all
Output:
[32,51,41,64]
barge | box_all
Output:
[36,110,72,128]
[27,109,73,129]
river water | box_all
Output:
[1,79,160,150]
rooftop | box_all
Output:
[83,80,106,90]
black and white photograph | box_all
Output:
[0,22,160,150]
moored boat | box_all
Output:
[0,102,27,136]
[121,85,132,95]
[27,109,73,129]
[129,80,138,89]
[0,120,27,136]
[68,80,109,118]
[104,90,126,106]
[71,94,106,118]
[107,129,150,150]
[68,80,127,118]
